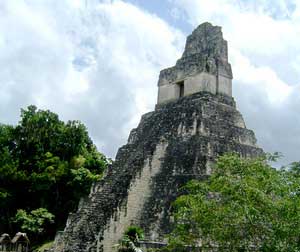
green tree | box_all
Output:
[0,105,108,244]
[14,208,54,234]
[170,154,300,252]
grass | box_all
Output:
[34,241,54,252]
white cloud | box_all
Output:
[0,0,184,157]
[230,48,292,104]
[172,0,300,55]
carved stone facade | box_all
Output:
[157,22,232,104]
[51,23,263,252]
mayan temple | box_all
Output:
[51,22,263,252]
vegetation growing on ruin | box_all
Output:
[0,105,108,245]
[168,154,300,251]
[118,226,144,252]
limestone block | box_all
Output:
[217,75,232,96]
[157,84,179,104]
[184,72,217,96]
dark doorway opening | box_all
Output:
[177,81,184,98]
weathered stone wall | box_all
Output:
[101,141,168,251]
[217,75,231,96]
[184,72,217,96]
[157,83,180,104]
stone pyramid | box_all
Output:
[51,22,263,252]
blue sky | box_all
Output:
[0,0,300,166]
[124,0,192,31]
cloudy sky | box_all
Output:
[0,0,299,166]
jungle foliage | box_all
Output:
[0,105,108,244]
[169,154,300,252]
